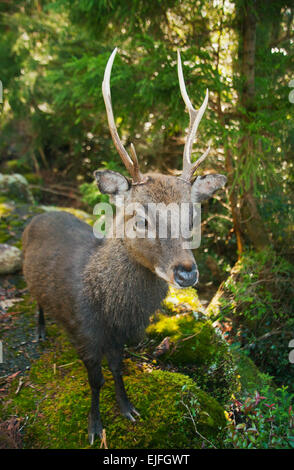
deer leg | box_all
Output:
[36,305,46,341]
[106,349,140,422]
[84,359,105,445]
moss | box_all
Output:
[0,201,95,251]
[2,338,226,449]
[40,206,95,226]
[23,173,43,185]
[232,349,272,393]
[147,312,239,405]
[5,160,31,174]
[0,202,14,217]
[148,313,215,365]
[0,204,44,249]
[163,286,203,314]
[206,251,294,392]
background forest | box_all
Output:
[0,0,294,449]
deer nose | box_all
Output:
[173,264,198,287]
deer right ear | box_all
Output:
[94,170,130,195]
[191,174,227,202]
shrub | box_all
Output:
[210,249,294,391]
[224,385,294,449]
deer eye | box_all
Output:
[134,215,148,231]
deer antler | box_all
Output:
[177,50,210,182]
[102,48,145,184]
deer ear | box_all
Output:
[191,174,227,203]
[94,170,130,194]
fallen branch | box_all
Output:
[29,185,80,200]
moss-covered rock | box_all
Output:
[206,251,294,392]
[0,199,95,251]
[232,349,272,393]
[147,310,239,406]
[0,203,45,249]
[2,336,226,449]
[0,174,34,204]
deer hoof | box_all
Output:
[121,403,140,422]
[88,415,103,445]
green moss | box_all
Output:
[232,349,272,393]
[0,201,95,250]
[147,312,239,405]
[2,340,226,449]
[0,204,44,248]
[206,250,294,392]
[163,286,203,314]
[0,202,14,217]
[5,160,31,173]
[1,290,226,448]
[148,313,216,365]
[23,173,43,185]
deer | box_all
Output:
[22,48,227,444]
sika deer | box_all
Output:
[22,49,226,444]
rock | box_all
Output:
[147,310,239,405]
[3,348,226,448]
[0,173,34,204]
[0,244,22,274]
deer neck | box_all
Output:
[83,238,168,339]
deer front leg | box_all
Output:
[106,349,140,422]
[84,359,105,445]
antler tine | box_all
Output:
[102,48,143,183]
[177,50,210,181]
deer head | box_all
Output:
[94,48,226,288]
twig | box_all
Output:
[100,429,108,449]
[181,397,216,449]
[124,349,149,361]
[15,378,24,395]
[201,214,233,228]
[241,328,282,348]
[58,361,77,369]
[29,185,80,200]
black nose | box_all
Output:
[173,264,198,287]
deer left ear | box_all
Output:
[191,174,227,203]
[94,169,130,194]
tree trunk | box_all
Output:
[238,0,270,251]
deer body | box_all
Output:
[22,50,227,443]
[22,209,167,350]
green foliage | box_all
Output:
[211,249,294,391]
[79,182,108,208]
[0,0,293,255]
[224,385,294,449]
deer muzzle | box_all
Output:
[173,263,198,287]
